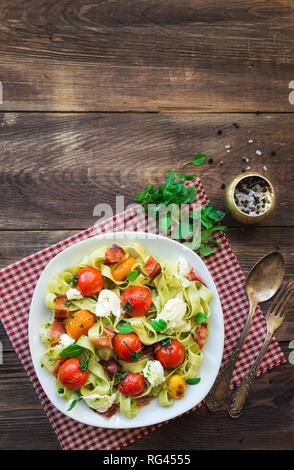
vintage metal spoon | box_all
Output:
[205,251,285,412]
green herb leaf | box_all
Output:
[186,377,201,385]
[79,359,89,372]
[122,300,136,314]
[126,270,139,282]
[161,338,172,348]
[195,312,208,324]
[199,245,216,257]
[68,274,78,287]
[150,318,167,332]
[60,344,84,358]
[67,392,83,411]
[118,322,134,334]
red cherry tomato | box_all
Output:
[76,267,104,296]
[120,286,152,317]
[118,372,145,396]
[57,357,89,390]
[155,340,185,369]
[113,333,142,362]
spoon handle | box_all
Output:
[205,299,257,412]
[227,332,273,418]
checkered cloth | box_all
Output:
[0,178,285,450]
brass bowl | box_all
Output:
[224,171,276,224]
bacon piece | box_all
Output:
[105,244,125,264]
[136,395,154,407]
[54,294,70,320]
[144,256,162,281]
[52,357,67,377]
[49,319,66,347]
[96,403,119,419]
[100,358,121,379]
[90,328,116,349]
[194,324,208,350]
[187,267,206,286]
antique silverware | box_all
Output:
[205,251,285,412]
[228,279,294,418]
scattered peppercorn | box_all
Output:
[221,183,226,189]
[208,158,214,164]
[256,111,260,115]
[217,130,222,135]
[276,245,281,250]
[241,169,245,172]
[271,151,276,156]
[233,122,240,128]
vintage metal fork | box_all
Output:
[228,279,294,418]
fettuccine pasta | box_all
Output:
[40,242,212,419]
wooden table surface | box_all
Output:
[0,0,293,450]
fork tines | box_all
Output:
[268,280,294,318]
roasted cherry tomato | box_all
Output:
[57,357,89,390]
[155,339,185,369]
[76,267,104,296]
[112,257,137,281]
[167,374,186,399]
[65,309,95,340]
[120,286,152,317]
[113,333,142,362]
[118,372,145,396]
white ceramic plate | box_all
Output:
[29,231,224,429]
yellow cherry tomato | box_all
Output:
[167,374,186,399]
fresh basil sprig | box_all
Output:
[133,169,226,258]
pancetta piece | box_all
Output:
[96,403,120,419]
[187,267,206,286]
[144,256,162,281]
[90,327,116,349]
[54,294,70,320]
[52,357,67,377]
[105,244,125,264]
[49,319,66,347]
[193,324,208,350]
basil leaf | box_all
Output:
[199,245,216,257]
[60,344,84,358]
[67,392,83,411]
[186,377,201,385]
[150,319,167,332]
[118,322,134,334]
[192,154,207,166]
[126,270,139,282]
[68,274,78,287]
[195,312,207,324]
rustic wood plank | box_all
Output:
[0,350,292,450]
[1,112,294,230]
[0,0,294,111]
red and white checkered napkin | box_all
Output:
[0,178,286,450]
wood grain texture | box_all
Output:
[0,0,294,111]
[1,112,294,229]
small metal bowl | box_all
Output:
[224,171,276,224]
